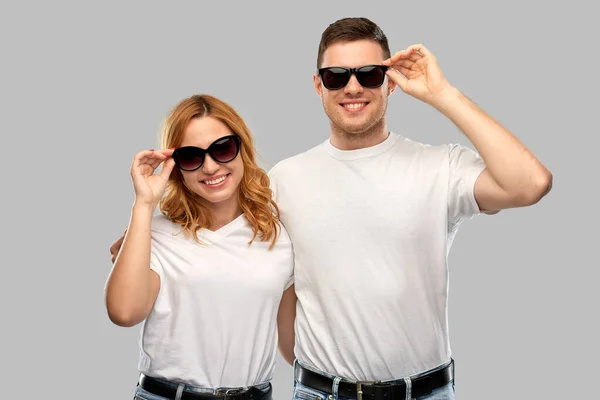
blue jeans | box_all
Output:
[133,376,272,400]
[292,361,455,400]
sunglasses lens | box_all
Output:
[321,67,350,90]
[174,147,204,171]
[173,136,240,171]
[210,136,240,163]
[356,66,386,88]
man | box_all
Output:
[265,17,552,400]
[110,16,551,400]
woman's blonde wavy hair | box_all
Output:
[158,94,281,249]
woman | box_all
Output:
[105,94,296,400]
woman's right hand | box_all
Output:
[130,149,176,208]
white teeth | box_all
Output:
[344,103,366,109]
[204,175,226,185]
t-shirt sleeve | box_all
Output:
[284,273,294,290]
[269,163,294,290]
[149,236,163,278]
[282,224,295,291]
[149,253,163,277]
[447,143,487,231]
[267,165,279,203]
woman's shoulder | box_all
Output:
[151,213,183,236]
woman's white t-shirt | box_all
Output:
[137,213,294,388]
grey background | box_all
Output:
[1,1,598,399]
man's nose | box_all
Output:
[344,74,363,95]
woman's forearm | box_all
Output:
[105,204,158,327]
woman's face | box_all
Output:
[176,116,244,213]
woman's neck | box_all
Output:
[203,197,243,231]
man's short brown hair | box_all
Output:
[316,17,391,69]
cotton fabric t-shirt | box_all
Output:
[137,213,294,388]
[268,132,486,381]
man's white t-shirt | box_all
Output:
[268,132,486,381]
[137,213,294,388]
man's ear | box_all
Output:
[387,76,397,97]
[313,73,323,97]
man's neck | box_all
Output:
[329,119,389,151]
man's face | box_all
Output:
[314,40,395,137]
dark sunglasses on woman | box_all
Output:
[172,135,241,171]
[317,65,390,90]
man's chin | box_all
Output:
[337,122,373,136]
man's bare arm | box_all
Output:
[277,285,297,366]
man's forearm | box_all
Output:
[430,85,552,202]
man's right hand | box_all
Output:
[109,230,127,263]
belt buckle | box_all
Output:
[221,388,245,399]
[355,381,377,400]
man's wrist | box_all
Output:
[428,84,462,113]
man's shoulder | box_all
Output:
[394,134,472,160]
[395,134,446,152]
[268,141,326,177]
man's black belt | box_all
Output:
[138,374,272,400]
[295,360,454,400]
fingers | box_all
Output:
[109,230,127,264]
[406,43,434,59]
[132,149,174,175]
[384,43,433,66]
[388,58,416,70]
[135,149,173,163]
[383,54,421,76]
[159,157,176,180]
[395,66,412,78]
[386,69,408,92]
[384,51,420,66]
[136,150,167,167]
